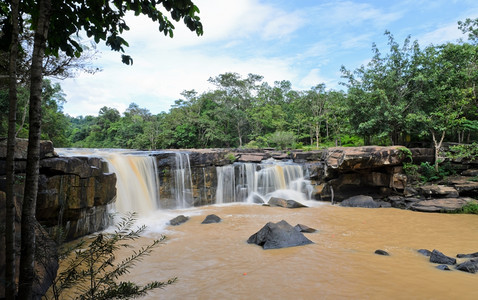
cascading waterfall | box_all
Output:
[105,152,160,215]
[56,149,160,216]
[215,160,313,205]
[173,152,194,208]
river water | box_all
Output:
[116,203,478,300]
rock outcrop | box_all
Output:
[0,138,117,240]
[247,220,313,249]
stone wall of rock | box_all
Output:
[0,138,117,240]
[151,146,429,206]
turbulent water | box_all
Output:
[55,149,478,299]
[115,203,478,300]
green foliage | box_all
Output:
[46,213,175,300]
[398,147,413,162]
[455,201,478,214]
[447,143,478,161]
[417,162,452,182]
[225,153,236,163]
[269,131,296,150]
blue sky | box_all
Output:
[59,0,478,117]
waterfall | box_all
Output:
[173,152,193,208]
[105,152,160,215]
[215,161,312,204]
[56,149,160,216]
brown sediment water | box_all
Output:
[115,203,478,299]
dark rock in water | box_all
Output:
[247,220,313,250]
[455,259,478,274]
[430,249,456,265]
[251,193,265,204]
[268,197,307,208]
[436,264,451,271]
[169,215,189,226]
[457,252,478,258]
[294,224,317,233]
[418,249,432,257]
[340,195,380,208]
[201,214,221,224]
[374,249,390,256]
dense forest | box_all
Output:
[2,23,478,151]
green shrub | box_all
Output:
[46,213,174,300]
[457,202,478,214]
[269,131,296,150]
[447,143,478,161]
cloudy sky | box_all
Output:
[57,0,478,117]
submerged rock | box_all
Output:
[417,249,432,257]
[247,220,313,250]
[294,224,317,233]
[456,259,478,274]
[430,249,456,265]
[457,252,478,258]
[268,197,307,208]
[436,264,451,271]
[201,214,221,224]
[169,215,189,226]
[374,249,390,256]
[340,195,381,208]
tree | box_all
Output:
[4,1,20,298]
[341,31,421,145]
[409,42,478,170]
[4,0,203,298]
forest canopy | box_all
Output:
[1,20,478,150]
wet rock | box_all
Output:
[455,259,478,274]
[410,198,473,213]
[251,194,265,204]
[419,184,459,198]
[340,195,380,208]
[294,224,317,233]
[201,214,221,224]
[268,197,307,208]
[436,265,451,271]
[169,215,189,226]
[457,252,478,258]
[247,220,313,250]
[430,249,456,265]
[374,249,390,256]
[238,154,266,163]
[418,249,432,257]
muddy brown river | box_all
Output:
[108,203,478,299]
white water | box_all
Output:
[173,153,194,208]
[215,160,314,205]
[56,149,160,216]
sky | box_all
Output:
[57,0,478,117]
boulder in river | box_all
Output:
[340,195,381,208]
[429,249,456,265]
[247,220,313,250]
[201,214,221,224]
[169,215,189,226]
[457,252,478,258]
[436,265,451,271]
[374,249,390,256]
[455,259,478,274]
[268,197,307,208]
[294,224,317,233]
[417,249,432,257]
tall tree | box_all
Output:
[5,0,20,298]
[9,0,203,298]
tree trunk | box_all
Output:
[5,0,20,298]
[431,130,446,172]
[18,0,52,298]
